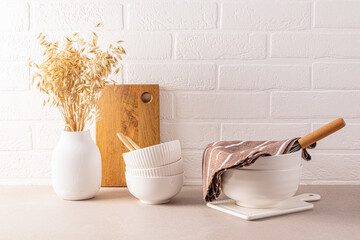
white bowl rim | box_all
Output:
[126,158,183,171]
[258,151,300,159]
[125,172,184,179]
[123,140,180,156]
[228,165,302,173]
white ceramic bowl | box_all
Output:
[126,158,184,177]
[222,166,302,208]
[243,151,301,170]
[126,172,184,204]
[123,140,181,169]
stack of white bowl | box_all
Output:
[123,140,183,204]
[221,151,303,208]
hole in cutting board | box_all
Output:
[141,92,152,103]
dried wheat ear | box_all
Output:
[29,23,126,132]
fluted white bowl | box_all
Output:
[222,166,302,208]
[123,140,181,169]
[126,158,183,177]
[242,151,301,170]
[126,172,183,204]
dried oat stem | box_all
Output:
[29,24,125,132]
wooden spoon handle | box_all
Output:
[298,118,346,148]
[125,136,141,150]
[117,133,135,151]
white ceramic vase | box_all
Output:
[52,130,101,200]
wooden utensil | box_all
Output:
[116,133,141,151]
[117,133,136,152]
[290,118,346,153]
[125,136,141,150]
[96,84,160,187]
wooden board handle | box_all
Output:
[298,118,346,148]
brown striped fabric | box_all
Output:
[202,139,315,202]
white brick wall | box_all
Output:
[271,92,360,118]
[128,1,217,30]
[32,0,124,31]
[175,33,266,60]
[0,153,51,179]
[105,32,172,60]
[0,33,35,61]
[314,1,360,29]
[0,125,32,151]
[221,1,311,30]
[302,154,360,182]
[0,1,29,32]
[0,63,29,90]
[0,0,359,185]
[182,151,203,183]
[176,93,269,119]
[126,63,216,90]
[35,123,63,151]
[161,122,219,149]
[313,63,360,89]
[160,92,174,120]
[219,65,310,90]
[271,33,360,59]
[221,123,311,141]
[0,92,61,121]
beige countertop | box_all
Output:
[0,185,359,240]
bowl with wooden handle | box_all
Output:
[221,118,346,208]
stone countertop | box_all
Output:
[0,185,359,240]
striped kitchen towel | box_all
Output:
[202,139,315,202]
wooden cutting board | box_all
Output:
[96,84,160,187]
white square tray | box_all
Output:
[207,193,320,220]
